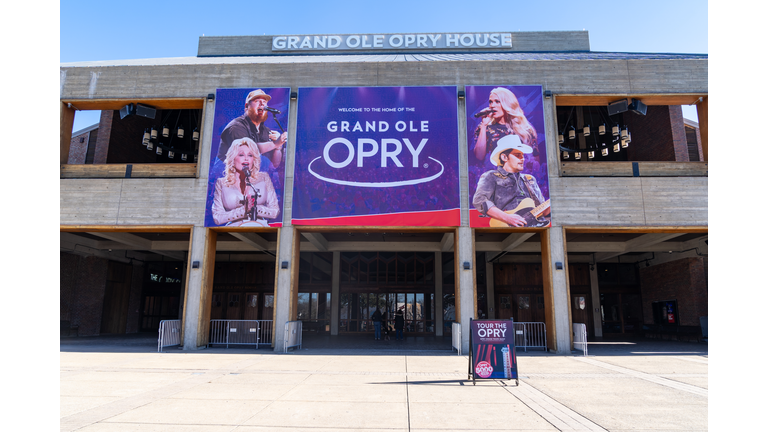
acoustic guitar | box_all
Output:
[488,198,551,228]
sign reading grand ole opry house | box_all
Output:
[272,33,515,51]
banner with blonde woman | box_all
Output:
[204,88,290,228]
[465,85,551,228]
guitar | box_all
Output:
[488,198,551,228]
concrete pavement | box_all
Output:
[60,335,708,431]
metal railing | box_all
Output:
[284,321,303,353]
[513,322,547,352]
[209,320,273,348]
[573,323,588,356]
[158,320,181,352]
[451,322,462,355]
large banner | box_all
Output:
[465,85,551,228]
[292,86,460,226]
[205,88,290,227]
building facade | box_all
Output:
[60,31,708,354]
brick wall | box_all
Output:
[106,110,162,164]
[60,253,145,336]
[625,105,690,162]
[61,254,109,336]
[639,257,707,327]
[93,111,113,164]
[68,131,89,164]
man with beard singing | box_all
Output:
[217,89,288,171]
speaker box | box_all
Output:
[119,103,135,119]
[135,104,157,119]
[629,98,647,115]
[607,99,628,116]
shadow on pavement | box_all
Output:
[60,332,706,357]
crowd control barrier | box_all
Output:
[451,322,462,355]
[209,320,273,348]
[284,321,303,353]
[573,323,588,356]
[513,322,547,352]
[157,320,181,352]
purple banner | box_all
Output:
[292,86,460,226]
[465,85,551,228]
[205,88,290,227]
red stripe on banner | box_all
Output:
[292,209,460,227]
[469,209,492,228]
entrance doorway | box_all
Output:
[339,292,436,334]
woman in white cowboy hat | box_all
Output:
[472,134,550,227]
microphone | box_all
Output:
[474,108,492,118]
[264,107,281,114]
[242,163,251,178]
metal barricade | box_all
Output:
[573,323,588,356]
[208,320,273,348]
[513,322,547,352]
[158,320,181,352]
[284,320,303,353]
[451,322,462,355]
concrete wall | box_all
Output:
[59,55,708,228]
[60,58,708,100]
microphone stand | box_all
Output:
[243,166,261,221]
[269,111,286,160]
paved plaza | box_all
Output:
[59,334,709,431]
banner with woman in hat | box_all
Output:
[465,85,550,228]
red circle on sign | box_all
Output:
[475,361,493,378]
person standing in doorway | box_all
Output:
[372,307,382,340]
[382,308,390,341]
[395,310,405,341]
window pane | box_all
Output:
[298,293,310,320]
[416,293,424,320]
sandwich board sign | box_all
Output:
[468,318,519,386]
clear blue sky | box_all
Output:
[60,0,708,62]
[61,0,709,130]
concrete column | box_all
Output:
[541,227,572,354]
[589,264,603,338]
[435,251,443,337]
[330,251,340,336]
[273,226,298,352]
[182,227,217,350]
[197,95,216,179]
[457,226,476,354]
[485,252,495,319]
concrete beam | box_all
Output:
[87,232,185,261]
[230,232,271,252]
[501,232,536,251]
[440,233,454,252]
[302,232,329,251]
[594,233,684,262]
